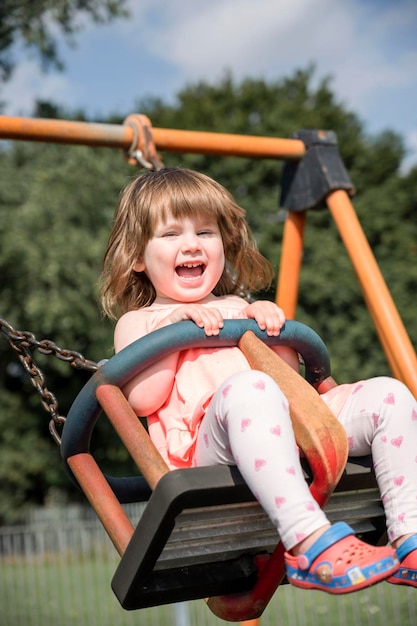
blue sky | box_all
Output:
[4,0,417,170]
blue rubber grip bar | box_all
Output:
[61,319,330,500]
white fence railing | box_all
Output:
[1,505,416,626]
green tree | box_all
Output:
[0,139,134,519]
[0,0,128,81]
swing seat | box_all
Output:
[61,320,385,622]
[110,461,384,613]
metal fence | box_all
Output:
[1,505,416,626]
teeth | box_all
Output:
[179,263,203,268]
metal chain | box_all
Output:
[0,316,98,446]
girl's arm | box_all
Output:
[271,344,300,372]
[114,304,225,416]
[239,300,300,372]
[114,310,180,417]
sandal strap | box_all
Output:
[297,522,354,570]
[397,534,417,562]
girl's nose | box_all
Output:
[181,231,201,252]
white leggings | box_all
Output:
[194,370,417,550]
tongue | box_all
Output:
[176,265,203,277]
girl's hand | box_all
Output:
[240,300,286,336]
[166,304,224,336]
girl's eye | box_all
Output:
[198,230,214,236]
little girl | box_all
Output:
[100,167,417,594]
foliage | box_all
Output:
[1,67,416,520]
[0,140,135,518]
[0,0,128,81]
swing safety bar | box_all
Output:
[0,114,415,396]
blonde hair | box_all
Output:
[100,167,274,319]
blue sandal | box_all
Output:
[388,534,417,587]
[285,522,399,594]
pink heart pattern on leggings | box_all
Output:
[384,393,395,405]
[391,436,403,448]
[222,384,232,398]
[270,424,281,436]
[254,458,266,471]
[241,418,252,432]
[274,496,286,508]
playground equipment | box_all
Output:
[1,114,416,621]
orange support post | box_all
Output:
[275,211,306,319]
[326,189,417,396]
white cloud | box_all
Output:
[124,0,416,114]
[148,0,308,74]
[137,0,332,79]
[3,60,77,116]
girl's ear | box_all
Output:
[133,258,146,272]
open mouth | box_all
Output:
[175,262,206,279]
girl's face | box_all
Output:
[134,212,225,303]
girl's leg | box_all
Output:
[195,370,398,595]
[195,369,328,550]
[324,376,417,587]
[329,377,417,543]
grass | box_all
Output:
[264,583,416,626]
[1,554,416,626]
[1,554,149,626]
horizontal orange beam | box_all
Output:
[0,115,306,160]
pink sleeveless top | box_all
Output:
[141,296,251,469]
